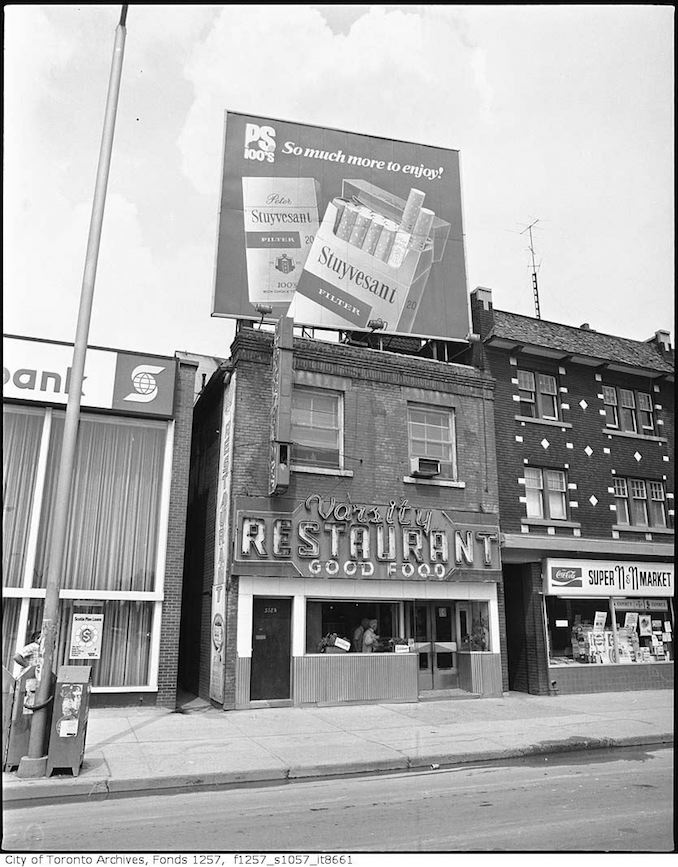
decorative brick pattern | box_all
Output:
[470,288,674,697]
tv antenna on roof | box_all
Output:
[520,219,541,319]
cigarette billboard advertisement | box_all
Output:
[212,112,469,340]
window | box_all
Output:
[518,370,558,420]
[614,477,668,528]
[546,597,673,665]
[291,387,342,468]
[305,600,399,653]
[2,407,44,588]
[525,468,567,520]
[408,405,456,478]
[602,386,618,427]
[34,414,166,591]
[603,386,655,434]
[2,407,169,689]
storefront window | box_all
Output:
[2,407,44,587]
[306,600,400,653]
[34,413,166,591]
[458,601,490,651]
[2,598,22,669]
[546,597,674,665]
[7,599,154,687]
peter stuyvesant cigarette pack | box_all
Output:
[241,177,320,310]
[289,179,450,333]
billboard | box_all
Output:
[213,112,469,340]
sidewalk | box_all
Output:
[3,689,673,804]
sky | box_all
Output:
[3,4,674,359]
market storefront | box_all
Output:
[543,558,674,694]
[215,495,503,707]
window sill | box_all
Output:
[548,659,673,668]
[292,465,354,478]
[403,476,466,488]
[612,524,674,536]
[521,518,582,529]
[602,428,666,443]
[515,415,572,429]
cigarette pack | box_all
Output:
[290,179,450,333]
[241,177,320,309]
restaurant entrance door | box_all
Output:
[250,597,292,701]
[408,601,458,692]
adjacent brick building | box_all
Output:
[181,322,505,708]
[470,287,674,695]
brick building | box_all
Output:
[180,322,505,708]
[470,288,674,695]
[2,335,198,707]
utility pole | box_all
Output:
[521,219,541,319]
[18,5,129,778]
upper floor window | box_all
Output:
[613,477,668,528]
[518,370,558,420]
[291,387,342,469]
[525,467,568,520]
[407,405,456,478]
[603,386,655,434]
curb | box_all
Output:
[3,733,672,806]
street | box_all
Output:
[2,745,674,853]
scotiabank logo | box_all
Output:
[123,364,165,404]
[551,567,583,588]
[244,122,276,163]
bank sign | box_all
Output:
[234,495,500,581]
[3,335,176,418]
[545,559,674,598]
[213,111,469,341]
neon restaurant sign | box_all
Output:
[234,495,500,580]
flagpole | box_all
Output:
[18,5,129,778]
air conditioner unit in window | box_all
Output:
[410,457,441,478]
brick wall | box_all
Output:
[549,662,674,694]
[483,344,676,538]
[156,357,198,708]
[228,328,499,512]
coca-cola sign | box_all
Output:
[551,567,583,588]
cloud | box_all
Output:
[177,6,489,196]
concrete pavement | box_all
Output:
[2,689,673,804]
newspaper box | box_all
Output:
[46,665,92,777]
[3,666,56,771]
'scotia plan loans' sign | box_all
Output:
[213,112,469,341]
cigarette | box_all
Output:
[348,206,373,248]
[387,229,411,269]
[373,219,398,262]
[335,202,360,241]
[410,208,435,252]
[331,197,347,234]
[361,215,384,255]
[399,188,425,233]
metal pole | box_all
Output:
[18,6,129,778]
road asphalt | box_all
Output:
[2,688,673,804]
